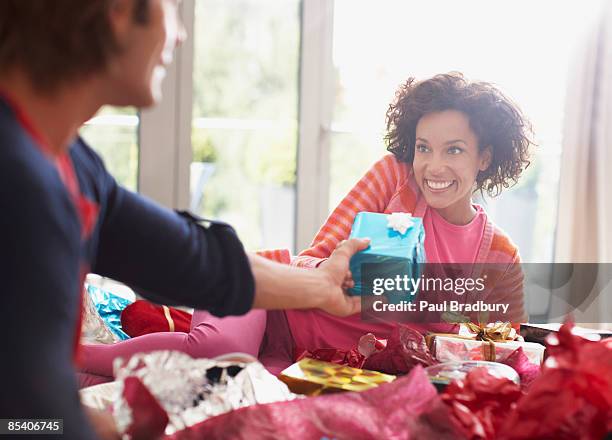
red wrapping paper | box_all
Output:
[295,347,366,369]
[363,325,437,374]
[501,347,540,390]
[498,323,612,440]
[165,366,463,440]
[121,376,169,440]
[441,367,522,439]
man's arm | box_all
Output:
[92,153,368,317]
[249,238,369,316]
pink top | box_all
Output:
[423,204,487,264]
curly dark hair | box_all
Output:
[385,72,534,197]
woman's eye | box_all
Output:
[416,144,429,153]
[448,146,463,155]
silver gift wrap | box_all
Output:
[112,351,298,436]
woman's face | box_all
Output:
[412,110,491,224]
[105,0,186,107]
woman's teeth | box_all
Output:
[426,179,454,190]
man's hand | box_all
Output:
[316,238,370,316]
[85,407,120,440]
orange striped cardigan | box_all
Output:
[291,154,526,323]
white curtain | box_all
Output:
[553,1,612,328]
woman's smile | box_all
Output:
[424,179,456,192]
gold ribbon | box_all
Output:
[162,305,175,332]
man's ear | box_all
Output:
[479,145,492,171]
[108,0,134,47]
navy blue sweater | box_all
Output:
[0,98,255,439]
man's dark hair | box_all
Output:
[0,0,149,91]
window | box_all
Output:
[81,106,139,191]
[190,0,301,251]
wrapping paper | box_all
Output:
[348,211,426,296]
[166,366,463,440]
[497,323,612,439]
[294,348,366,369]
[429,334,545,365]
[363,324,437,374]
[81,286,118,344]
[441,366,523,439]
[111,351,296,437]
[87,284,132,340]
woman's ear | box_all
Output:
[479,146,492,171]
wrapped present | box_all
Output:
[348,212,426,296]
[279,358,395,395]
[427,322,546,365]
[121,300,192,337]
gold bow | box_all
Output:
[464,321,516,343]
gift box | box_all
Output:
[279,358,395,395]
[427,323,546,365]
[348,212,426,296]
[121,300,192,337]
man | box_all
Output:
[0,1,367,438]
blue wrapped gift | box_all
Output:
[348,212,426,297]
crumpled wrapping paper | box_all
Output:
[87,284,132,340]
[166,366,463,440]
[363,325,437,374]
[111,351,297,438]
[497,323,612,439]
[81,286,118,344]
[441,366,523,439]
